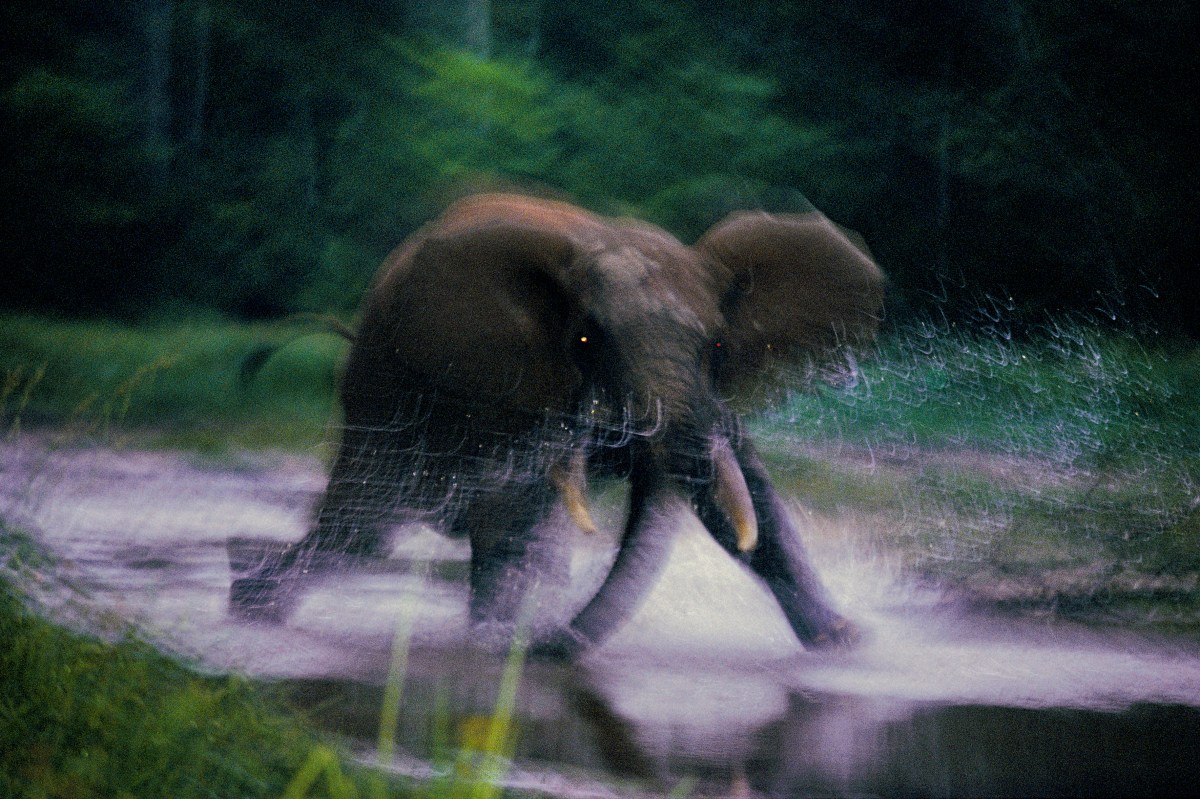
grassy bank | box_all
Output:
[6,312,1196,459]
[1,313,346,452]
[753,321,1200,629]
[0,540,390,798]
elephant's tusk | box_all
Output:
[549,448,598,535]
[712,437,758,552]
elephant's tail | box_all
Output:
[238,313,357,388]
[286,312,358,343]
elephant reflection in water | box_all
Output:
[230,192,884,658]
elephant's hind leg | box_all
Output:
[229,424,417,618]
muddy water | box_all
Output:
[5,439,1200,797]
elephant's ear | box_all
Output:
[367,194,603,414]
[697,210,885,392]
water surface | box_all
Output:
[4,440,1199,796]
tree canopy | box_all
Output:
[2,0,1195,334]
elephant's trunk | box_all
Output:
[535,414,759,657]
[534,471,679,657]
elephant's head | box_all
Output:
[348,193,884,653]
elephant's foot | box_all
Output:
[228,537,303,622]
[227,535,376,623]
[527,626,590,662]
[803,614,862,650]
[228,573,298,623]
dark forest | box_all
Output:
[3,0,1197,333]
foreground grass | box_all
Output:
[0,564,382,798]
[1,527,532,799]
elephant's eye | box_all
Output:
[709,339,727,373]
[569,318,605,369]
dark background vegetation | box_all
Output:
[2,0,1196,334]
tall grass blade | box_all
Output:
[282,745,360,799]
[373,585,421,799]
[468,587,539,799]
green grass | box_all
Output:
[0,562,392,798]
[1,313,346,451]
[759,320,1200,463]
[752,320,1200,629]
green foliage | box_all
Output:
[767,321,1200,467]
[1,31,170,314]
[3,68,145,226]
[552,56,853,236]
[329,35,843,243]
[19,0,1192,327]
[324,41,568,246]
[407,47,564,179]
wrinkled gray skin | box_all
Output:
[230,193,885,658]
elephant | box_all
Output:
[229,192,885,658]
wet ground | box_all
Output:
[5,438,1200,797]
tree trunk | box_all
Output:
[406,0,492,56]
[184,0,210,151]
[132,0,175,188]
[935,108,950,278]
[294,89,319,210]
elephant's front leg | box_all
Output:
[453,480,573,645]
[700,440,857,649]
[530,472,682,659]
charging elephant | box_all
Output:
[230,192,885,657]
